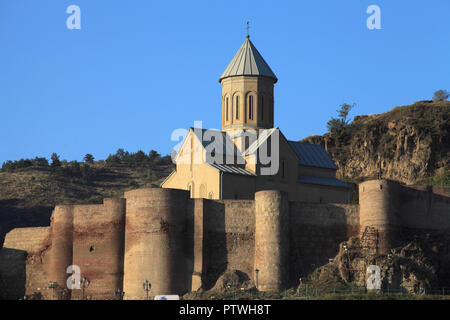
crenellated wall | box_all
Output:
[1,181,449,299]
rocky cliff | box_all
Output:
[301,100,450,185]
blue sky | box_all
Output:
[1,0,449,164]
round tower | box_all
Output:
[254,190,290,291]
[359,179,401,254]
[123,188,189,299]
[100,198,126,298]
[48,205,74,300]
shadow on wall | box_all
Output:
[203,200,227,290]
[289,203,350,287]
[0,199,52,247]
[0,248,27,300]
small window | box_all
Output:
[248,95,254,120]
[235,96,240,120]
[226,98,229,121]
[89,246,94,252]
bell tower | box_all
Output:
[219,34,278,136]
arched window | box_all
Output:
[235,95,240,120]
[248,95,254,120]
[226,97,229,121]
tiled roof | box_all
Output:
[219,37,277,83]
[288,141,338,170]
[299,175,351,189]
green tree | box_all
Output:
[327,103,355,133]
[84,153,94,164]
[433,89,449,101]
[149,150,161,165]
[50,153,61,167]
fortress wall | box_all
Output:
[296,183,350,204]
[123,188,190,299]
[289,201,359,282]
[398,185,450,231]
[48,205,74,300]
[0,227,51,299]
[72,198,126,300]
[254,190,289,291]
[408,185,450,198]
[201,200,253,287]
[203,199,255,288]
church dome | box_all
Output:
[219,36,278,83]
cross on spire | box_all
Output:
[246,21,251,39]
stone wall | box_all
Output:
[200,195,358,290]
[72,198,126,300]
[0,227,51,299]
[289,202,359,284]
[1,181,449,299]
[202,199,255,289]
[359,180,450,253]
[399,185,450,231]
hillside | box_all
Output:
[302,100,450,185]
[0,152,174,246]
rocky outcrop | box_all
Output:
[307,232,450,293]
[302,101,450,184]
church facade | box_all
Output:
[162,35,351,203]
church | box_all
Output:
[161,34,350,203]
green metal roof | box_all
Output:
[219,37,278,83]
[288,141,338,170]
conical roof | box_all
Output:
[219,36,278,83]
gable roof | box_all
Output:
[190,127,241,157]
[288,141,338,170]
[219,37,278,83]
[207,163,256,176]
